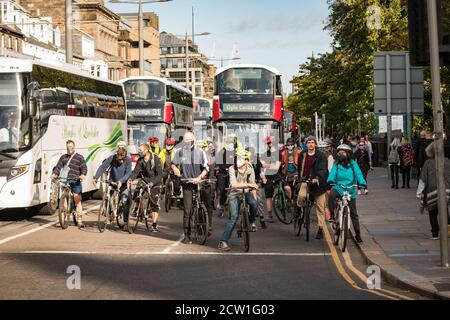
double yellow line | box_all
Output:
[322,224,413,300]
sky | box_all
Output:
[106,0,333,94]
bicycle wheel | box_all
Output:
[339,207,349,252]
[128,197,140,234]
[116,198,125,229]
[294,207,304,237]
[194,205,209,245]
[273,192,287,224]
[58,190,70,230]
[333,206,341,245]
[305,203,311,242]
[98,198,109,233]
[242,208,250,252]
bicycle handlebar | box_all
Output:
[330,183,362,190]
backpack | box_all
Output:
[388,147,400,164]
[59,153,76,183]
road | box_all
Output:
[0,200,425,300]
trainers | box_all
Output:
[78,222,85,229]
[355,234,363,243]
[328,215,335,223]
[315,228,323,240]
[364,189,369,195]
[218,241,231,251]
[151,225,159,233]
[251,223,257,232]
[260,220,267,229]
[357,190,362,195]
[182,236,192,244]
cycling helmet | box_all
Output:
[165,137,176,145]
[117,141,127,148]
[336,144,352,152]
[286,137,295,146]
[197,140,208,148]
[149,136,159,143]
[263,135,274,144]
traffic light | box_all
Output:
[407,0,449,66]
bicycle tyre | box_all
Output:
[58,190,70,230]
[242,208,250,252]
[273,193,287,224]
[98,198,109,233]
[189,206,197,242]
[128,197,140,234]
[195,205,209,245]
[165,181,172,212]
[333,206,341,245]
[294,207,304,237]
[305,203,310,242]
[116,198,125,229]
[339,206,349,252]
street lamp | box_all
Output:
[110,0,172,76]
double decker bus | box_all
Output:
[120,76,193,162]
[213,64,284,157]
[283,110,298,143]
[193,97,213,141]
[0,58,127,213]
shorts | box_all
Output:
[263,174,279,199]
[69,180,82,195]
[145,186,160,212]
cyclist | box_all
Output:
[215,134,238,213]
[327,144,367,243]
[159,137,181,196]
[93,141,132,231]
[218,150,259,251]
[171,131,212,244]
[51,140,87,228]
[129,142,163,232]
[149,136,161,155]
[296,136,328,240]
[281,137,302,201]
[260,135,281,223]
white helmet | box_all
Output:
[117,141,127,148]
[336,144,352,152]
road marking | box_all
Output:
[0,250,332,257]
[0,206,99,245]
[0,221,56,245]
[322,224,400,300]
[162,233,184,253]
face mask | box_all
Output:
[67,147,75,154]
[287,145,294,151]
[167,145,174,151]
[237,159,246,169]
[338,155,347,162]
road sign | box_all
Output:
[374,51,424,115]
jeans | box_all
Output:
[182,185,214,235]
[390,164,400,187]
[401,165,411,187]
[328,189,361,236]
[220,192,257,243]
[217,172,230,206]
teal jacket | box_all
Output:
[327,160,367,200]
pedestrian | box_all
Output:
[388,137,401,189]
[414,131,432,182]
[353,141,371,195]
[416,142,450,240]
[399,137,414,189]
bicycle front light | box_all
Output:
[7,165,30,181]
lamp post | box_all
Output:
[110,0,172,76]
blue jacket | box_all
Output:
[327,160,367,199]
[95,154,132,184]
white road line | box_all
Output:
[0,206,99,245]
[162,233,185,253]
[0,250,332,256]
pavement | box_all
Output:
[356,167,450,299]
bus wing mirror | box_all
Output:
[29,97,37,117]
[27,81,40,91]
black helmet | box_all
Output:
[286,137,295,145]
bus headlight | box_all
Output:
[7,165,29,181]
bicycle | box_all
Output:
[127,180,159,234]
[272,175,296,224]
[97,180,126,233]
[330,184,358,252]
[293,178,313,241]
[181,178,216,245]
[56,179,79,229]
[160,174,174,213]
[225,186,257,252]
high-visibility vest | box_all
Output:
[282,148,301,171]
[159,148,176,166]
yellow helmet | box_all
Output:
[196,140,208,148]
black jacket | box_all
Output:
[297,150,328,196]
[353,149,370,173]
[130,153,163,186]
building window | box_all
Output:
[160,58,167,68]
[195,71,201,83]
[161,47,168,55]
[195,86,201,97]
